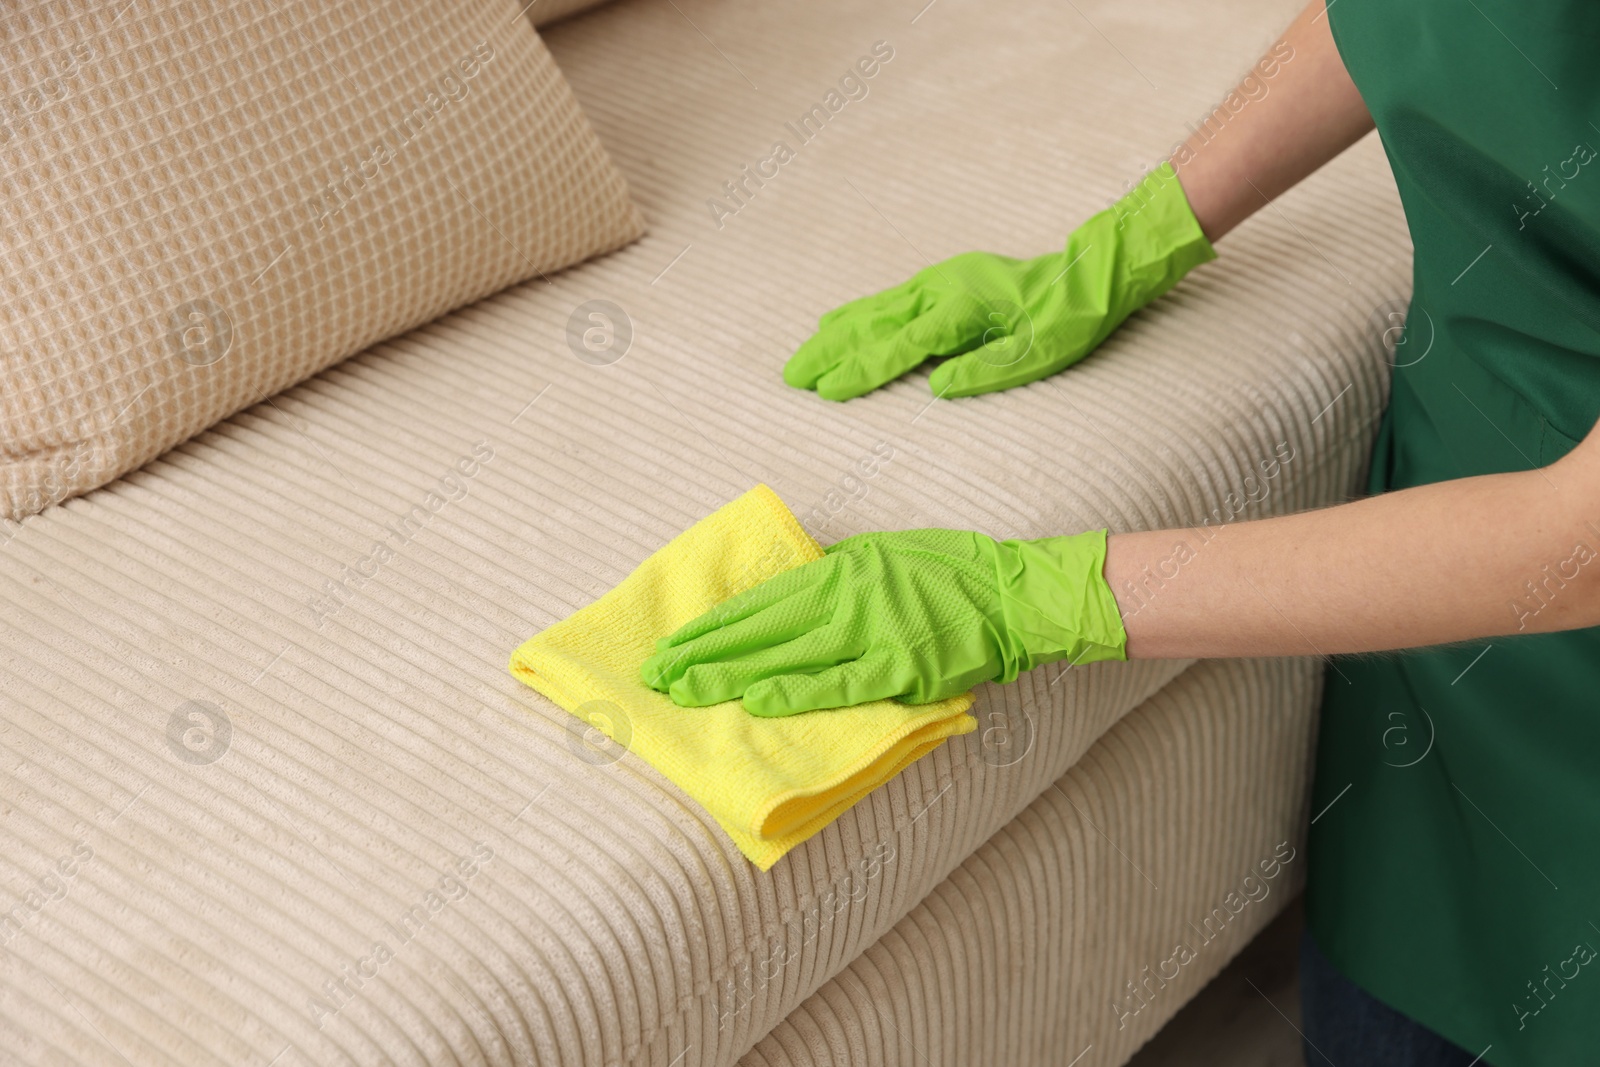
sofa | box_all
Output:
[0,0,1411,1063]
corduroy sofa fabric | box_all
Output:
[736,657,1318,1067]
[527,0,616,27]
[0,0,1410,1063]
[0,0,643,520]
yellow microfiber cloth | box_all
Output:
[508,484,976,870]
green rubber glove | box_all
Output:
[784,163,1215,400]
[639,528,1127,717]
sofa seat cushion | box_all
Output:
[738,657,1319,1067]
[527,0,617,27]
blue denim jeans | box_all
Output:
[1300,930,1480,1067]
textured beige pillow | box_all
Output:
[0,0,644,519]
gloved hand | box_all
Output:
[784,162,1214,400]
[640,528,1127,716]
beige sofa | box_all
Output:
[0,0,1410,1064]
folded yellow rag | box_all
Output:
[508,484,975,869]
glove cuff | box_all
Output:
[1083,161,1217,314]
[988,529,1128,679]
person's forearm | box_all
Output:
[1104,441,1600,659]
[1169,0,1374,242]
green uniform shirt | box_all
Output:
[1308,1,1600,1062]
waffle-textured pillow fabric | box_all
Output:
[0,0,644,519]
